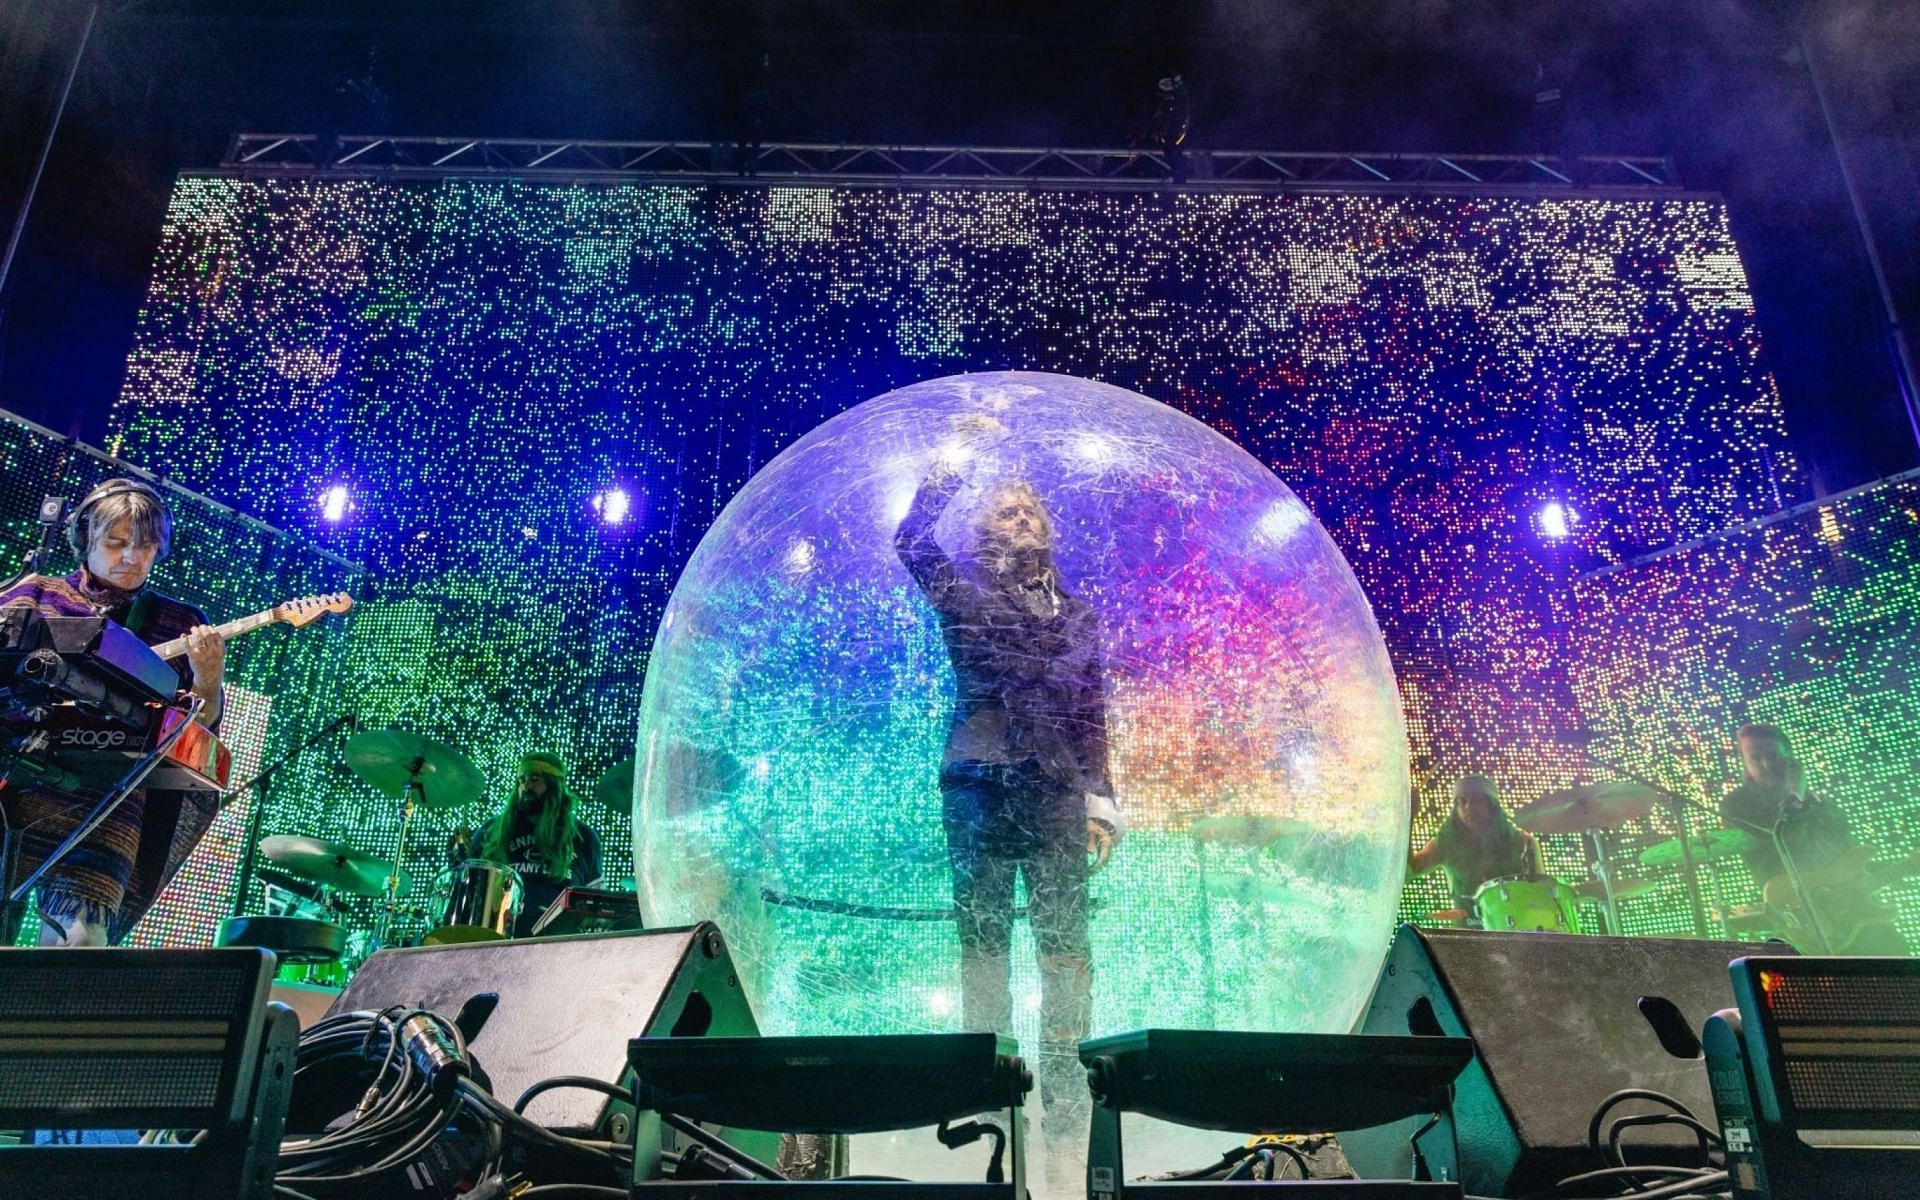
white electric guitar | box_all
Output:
[148,592,355,660]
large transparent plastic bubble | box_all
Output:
[634,371,1408,1046]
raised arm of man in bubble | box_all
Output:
[893,414,1124,867]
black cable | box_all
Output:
[1611,1172,1729,1200]
[1606,1112,1719,1173]
[277,1007,476,1193]
[1542,1163,1712,1196]
[1262,1141,1312,1180]
[513,1074,632,1115]
[1154,1143,1257,1181]
[1586,1088,1698,1166]
[518,1187,630,1199]
[457,1079,627,1168]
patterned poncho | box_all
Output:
[0,570,221,943]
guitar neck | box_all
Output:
[148,609,278,661]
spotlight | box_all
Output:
[591,487,632,525]
[1538,500,1577,540]
[319,484,351,522]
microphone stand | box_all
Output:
[227,712,356,917]
[1578,748,1714,939]
[1764,813,1835,954]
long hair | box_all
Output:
[1443,775,1522,848]
[482,753,581,878]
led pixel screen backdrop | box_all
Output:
[0,414,361,947]
[98,174,1851,972]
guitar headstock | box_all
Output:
[273,592,355,628]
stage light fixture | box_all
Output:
[1538,500,1577,539]
[591,487,632,525]
[319,484,351,522]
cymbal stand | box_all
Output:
[377,762,424,945]
[228,712,356,917]
[1769,818,1836,953]
[1578,749,1711,939]
[1583,826,1625,936]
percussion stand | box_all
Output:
[377,763,425,945]
[1582,825,1626,936]
[1578,750,1712,939]
[1768,818,1837,953]
[228,712,356,917]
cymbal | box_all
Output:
[345,729,484,809]
[1423,907,1470,924]
[1638,827,1755,869]
[591,756,637,811]
[1515,782,1659,834]
[260,834,409,897]
[1571,875,1657,902]
[1190,815,1313,848]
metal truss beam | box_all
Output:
[221,134,1683,196]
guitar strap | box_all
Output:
[125,588,157,640]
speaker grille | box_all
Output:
[0,948,270,1126]
[0,963,249,1021]
[1782,1059,1920,1115]
[0,1054,227,1110]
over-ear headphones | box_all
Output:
[65,478,170,560]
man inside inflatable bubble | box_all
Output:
[894,413,1125,1128]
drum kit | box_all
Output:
[222,731,637,988]
[1423,778,1753,936]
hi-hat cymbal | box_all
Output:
[1571,875,1657,902]
[1423,907,1471,924]
[1639,827,1755,869]
[260,834,408,897]
[591,756,637,811]
[344,729,484,809]
[1189,815,1313,847]
[1515,781,1659,834]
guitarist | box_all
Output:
[0,478,225,946]
[1720,723,1908,955]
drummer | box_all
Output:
[1408,775,1544,926]
[465,751,601,937]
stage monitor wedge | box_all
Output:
[1347,924,1784,1198]
[330,922,757,1135]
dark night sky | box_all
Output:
[2,0,1916,493]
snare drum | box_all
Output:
[425,860,524,945]
[1473,874,1580,932]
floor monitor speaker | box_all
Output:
[329,922,757,1135]
[1345,925,1786,1198]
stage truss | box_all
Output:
[222,134,1682,195]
